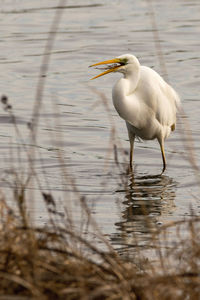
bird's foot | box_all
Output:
[126,163,133,175]
[160,165,166,175]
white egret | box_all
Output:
[90,54,180,173]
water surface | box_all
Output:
[0,0,200,256]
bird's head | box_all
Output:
[89,54,140,80]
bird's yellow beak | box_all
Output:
[89,58,121,80]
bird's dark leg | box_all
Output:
[129,135,135,172]
[159,141,166,174]
[129,140,133,170]
[126,123,135,173]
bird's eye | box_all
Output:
[120,58,128,65]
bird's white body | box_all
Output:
[90,54,180,172]
[112,63,179,142]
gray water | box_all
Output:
[0,0,200,256]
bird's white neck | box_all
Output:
[112,66,141,125]
[123,66,140,95]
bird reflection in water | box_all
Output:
[111,172,177,256]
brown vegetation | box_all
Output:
[0,1,199,299]
[0,171,199,299]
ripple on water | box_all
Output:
[0,0,200,256]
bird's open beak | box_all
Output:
[89,58,121,80]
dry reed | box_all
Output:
[0,1,199,299]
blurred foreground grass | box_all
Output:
[0,2,199,298]
[0,162,200,299]
[0,96,199,299]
